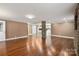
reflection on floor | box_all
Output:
[0,36,76,56]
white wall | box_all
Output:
[0,20,6,41]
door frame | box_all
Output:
[0,20,6,41]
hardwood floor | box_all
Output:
[0,36,76,56]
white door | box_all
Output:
[0,21,6,41]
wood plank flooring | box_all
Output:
[0,36,76,56]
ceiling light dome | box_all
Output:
[25,14,35,19]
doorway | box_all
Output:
[0,21,6,41]
[31,22,52,46]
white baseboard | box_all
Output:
[0,34,74,41]
[51,35,74,39]
[6,35,28,41]
[0,35,28,41]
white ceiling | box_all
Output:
[0,3,77,24]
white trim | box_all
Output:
[0,20,6,41]
[51,35,74,39]
[0,34,75,41]
[6,35,28,41]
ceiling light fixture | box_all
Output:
[63,18,68,23]
[25,14,35,19]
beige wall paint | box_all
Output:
[6,21,28,39]
[51,22,74,37]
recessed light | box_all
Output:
[25,14,35,19]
